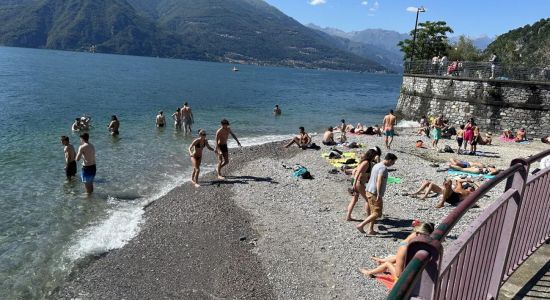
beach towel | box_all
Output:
[321,152,356,159]
[519,141,530,145]
[499,135,515,142]
[375,274,397,290]
[387,176,402,184]
[447,169,495,179]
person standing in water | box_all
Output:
[75,133,96,194]
[383,110,397,150]
[156,111,166,128]
[61,136,77,181]
[181,102,194,133]
[215,119,241,179]
[172,108,182,130]
[107,115,120,136]
[273,104,282,115]
[188,129,216,187]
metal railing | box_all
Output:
[404,61,550,82]
[388,148,550,300]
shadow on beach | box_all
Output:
[209,175,279,186]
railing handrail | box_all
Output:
[430,163,524,241]
[386,148,550,300]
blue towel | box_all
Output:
[447,169,495,179]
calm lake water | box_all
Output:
[0,46,401,298]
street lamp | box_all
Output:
[410,6,426,62]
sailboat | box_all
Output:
[232,66,239,72]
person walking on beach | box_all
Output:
[61,136,77,181]
[383,110,397,150]
[189,129,216,187]
[356,153,397,235]
[273,104,282,115]
[156,111,166,128]
[431,115,444,150]
[346,149,377,221]
[172,108,182,130]
[215,119,241,179]
[107,115,120,136]
[181,102,194,133]
[463,118,475,153]
[75,133,96,194]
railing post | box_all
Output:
[407,236,443,299]
[486,160,529,299]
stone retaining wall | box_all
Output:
[396,75,550,137]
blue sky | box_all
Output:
[265,0,550,37]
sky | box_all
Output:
[264,0,550,38]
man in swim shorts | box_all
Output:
[181,102,194,134]
[76,133,96,194]
[383,110,397,149]
[215,119,241,179]
[61,136,77,180]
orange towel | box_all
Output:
[375,274,397,290]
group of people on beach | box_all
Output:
[62,101,248,193]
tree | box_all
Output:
[398,21,453,60]
[448,36,481,61]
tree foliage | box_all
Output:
[485,18,550,66]
[448,36,482,61]
[398,21,453,60]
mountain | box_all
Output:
[485,18,550,66]
[0,0,385,72]
[449,35,494,50]
[307,24,404,72]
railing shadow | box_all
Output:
[511,259,550,300]
[209,176,279,186]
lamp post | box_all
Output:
[410,6,425,63]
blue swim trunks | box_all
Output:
[81,165,96,183]
[384,129,395,137]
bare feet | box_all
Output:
[346,216,360,222]
[356,225,366,233]
[435,203,444,208]
[360,268,376,278]
[367,230,378,235]
[193,183,201,188]
[217,175,226,180]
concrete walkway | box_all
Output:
[499,242,550,300]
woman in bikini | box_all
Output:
[407,178,477,207]
[188,129,216,187]
[346,149,377,221]
[360,222,435,279]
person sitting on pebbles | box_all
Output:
[360,221,435,279]
[515,128,527,142]
[285,126,311,149]
[322,127,336,146]
[542,136,550,144]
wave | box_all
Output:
[63,133,293,263]
[396,120,420,128]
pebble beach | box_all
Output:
[55,128,549,299]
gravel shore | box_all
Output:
[55,129,548,299]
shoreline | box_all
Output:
[55,130,548,299]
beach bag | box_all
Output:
[444,145,454,153]
[329,150,342,159]
[348,142,358,148]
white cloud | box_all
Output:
[369,1,379,12]
[309,0,326,5]
[361,1,368,5]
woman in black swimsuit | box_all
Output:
[188,129,216,187]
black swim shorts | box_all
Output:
[219,144,229,154]
[66,160,77,178]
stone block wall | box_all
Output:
[396,75,550,137]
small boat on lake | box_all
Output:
[232,66,239,72]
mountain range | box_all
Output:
[0,0,386,72]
